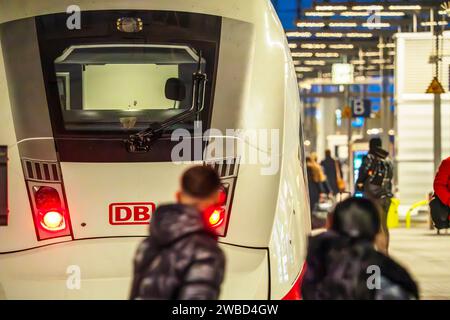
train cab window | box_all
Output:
[53,45,204,132]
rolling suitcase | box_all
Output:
[429,195,450,234]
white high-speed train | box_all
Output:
[0,0,311,299]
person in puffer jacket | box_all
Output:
[129,165,226,300]
[302,197,419,300]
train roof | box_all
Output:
[0,0,275,24]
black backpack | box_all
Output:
[368,155,389,186]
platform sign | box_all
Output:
[426,76,445,94]
[351,98,371,118]
[332,63,354,84]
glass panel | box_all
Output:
[54,45,203,131]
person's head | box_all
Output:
[310,152,318,163]
[305,155,312,164]
[177,165,222,212]
[369,137,382,153]
[325,149,332,158]
[329,197,381,242]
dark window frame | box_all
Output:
[35,10,222,162]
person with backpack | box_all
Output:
[302,197,419,300]
[355,137,393,254]
[129,165,225,300]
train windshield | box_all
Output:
[54,44,204,131]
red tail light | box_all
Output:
[35,186,61,211]
[207,207,225,228]
[28,185,72,240]
[282,262,307,300]
[41,210,65,231]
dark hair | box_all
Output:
[325,149,332,158]
[369,137,382,152]
[181,165,221,199]
[330,197,381,241]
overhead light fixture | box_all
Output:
[292,52,314,58]
[301,43,327,49]
[316,32,344,38]
[347,32,374,38]
[293,60,301,65]
[388,51,395,56]
[329,44,354,49]
[315,5,347,11]
[370,59,389,64]
[305,11,335,17]
[421,21,449,27]
[297,22,326,28]
[315,52,340,58]
[286,31,312,38]
[362,51,380,57]
[329,22,358,28]
[352,5,383,11]
[341,11,370,17]
[362,22,391,28]
[288,43,298,49]
[296,67,314,72]
[351,60,365,65]
[385,65,395,70]
[304,60,327,66]
[378,43,395,49]
[388,5,421,11]
[375,11,405,17]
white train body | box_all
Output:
[0,0,310,299]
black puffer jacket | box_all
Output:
[302,231,419,300]
[130,204,225,300]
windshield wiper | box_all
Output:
[125,52,207,153]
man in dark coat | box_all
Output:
[355,137,393,254]
[321,149,342,195]
[130,165,225,300]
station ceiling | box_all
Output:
[272,0,449,82]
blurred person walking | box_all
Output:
[321,149,345,195]
[355,138,393,255]
[130,165,225,300]
[306,155,330,213]
[302,197,419,300]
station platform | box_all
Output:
[390,228,450,300]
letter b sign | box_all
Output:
[352,99,371,118]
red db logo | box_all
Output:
[109,202,155,225]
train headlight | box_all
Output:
[117,17,143,33]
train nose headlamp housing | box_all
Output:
[117,17,143,33]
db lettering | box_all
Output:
[109,203,155,225]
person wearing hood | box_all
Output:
[355,137,393,254]
[129,165,225,300]
[302,197,419,300]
